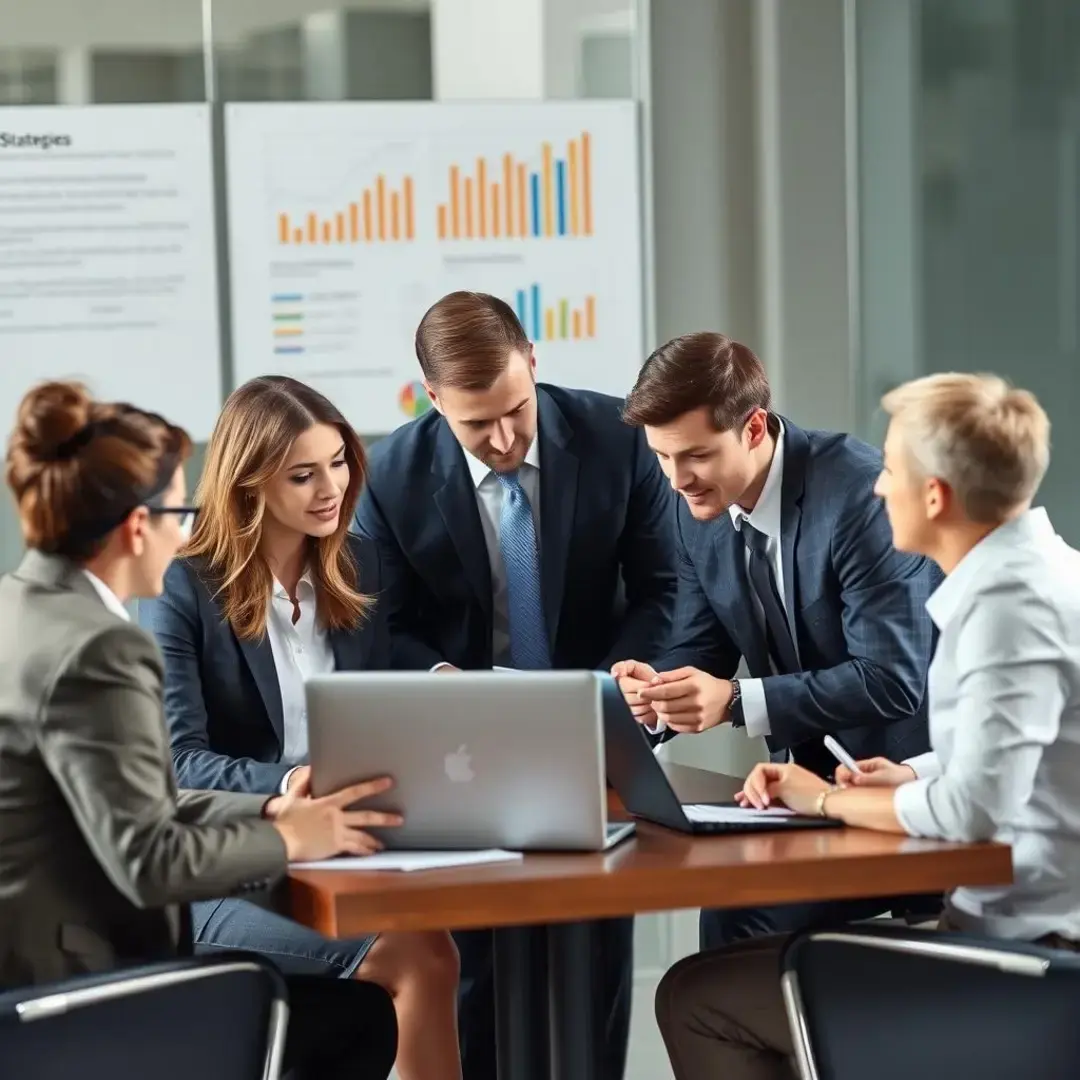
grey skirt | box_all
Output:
[192,898,378,979]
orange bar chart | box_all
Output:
[436,132,594,241]
[275,174,415,245]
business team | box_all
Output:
[0,381,402,1079]
[4,290,1078,1080]
[654,374,1080,1080]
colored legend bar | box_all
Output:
[437,132,593,241]
[271,293,305,355]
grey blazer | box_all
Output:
[0,551,287,989]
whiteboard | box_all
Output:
[0,104,222,440]
[225,101,644,433]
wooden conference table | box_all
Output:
[288,763,1012,1080]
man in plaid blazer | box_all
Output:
[614,331,940,948]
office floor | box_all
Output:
[627,972,676,1080]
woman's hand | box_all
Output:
[834,757,916,788]
[736,762,830,815]
[270,774,403,862]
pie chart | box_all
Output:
[398,380,432,419]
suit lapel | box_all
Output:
[714,522,772,677]
[537,389,579,652]
[432,420,494,617]
[236,634,285,745]
[778,418,809,634]
[329,624,372,671]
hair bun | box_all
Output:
[15,381,94,464]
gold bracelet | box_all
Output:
[815,785,841,819]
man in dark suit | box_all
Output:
[355,290,678,1080]
[613,331,939,948]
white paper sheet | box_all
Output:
[682,803,797,824]
[291,849,523,872]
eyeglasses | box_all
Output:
[148,505,198,539]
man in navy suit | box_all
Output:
[613,331,939,948]
[355,290,678,1080]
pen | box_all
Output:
[823,734,863,775]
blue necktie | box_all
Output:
[495,470,550,669]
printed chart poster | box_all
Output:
[0,105,222,440]
[225,101,644,433]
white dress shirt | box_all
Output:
[82,570,131,621]
[727,419,793,739]
[266,572,335,791]
[893,508,1080,941]
[463,439,542,667]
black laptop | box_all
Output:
[599,675,844,835]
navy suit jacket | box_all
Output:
[663,419,939,777]
[354,384,678,671]
[138,533,390,794]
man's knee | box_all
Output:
[655,951,718,1039]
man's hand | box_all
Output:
[432,663,460,673]
[737,762,830,814]
[610,660,660,725]
[834,757,916,788]
[636,667,734,733]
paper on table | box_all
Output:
[290,849,523,872]
[682,803,797,824]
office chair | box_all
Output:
[781,924,1080,1080]
[0,952,288,1080]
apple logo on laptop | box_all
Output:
[444,744,475,783]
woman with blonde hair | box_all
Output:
[140,375,460,1080]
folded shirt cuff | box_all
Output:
[893,776,939,838]
[739,678,771,738]
[902,750,941,780]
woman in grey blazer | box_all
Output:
[139,376,461,1080]
[0,379,401,1080]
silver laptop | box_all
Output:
[306,670,635,852]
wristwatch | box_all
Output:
[729,679,745,728]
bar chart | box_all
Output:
[513,284,596,342]
[276,174,415,245]
[227,102,643,432]
[437,133,593,241]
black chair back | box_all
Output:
[782,925,1080,1080]
[0,953,288,1080]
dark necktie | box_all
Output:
[740,521,801,675]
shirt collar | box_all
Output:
[81,570,131,622]
[272,569,315,602]
[465,436,541,489]
[925,507,1058,629]
[729,418,785,539]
